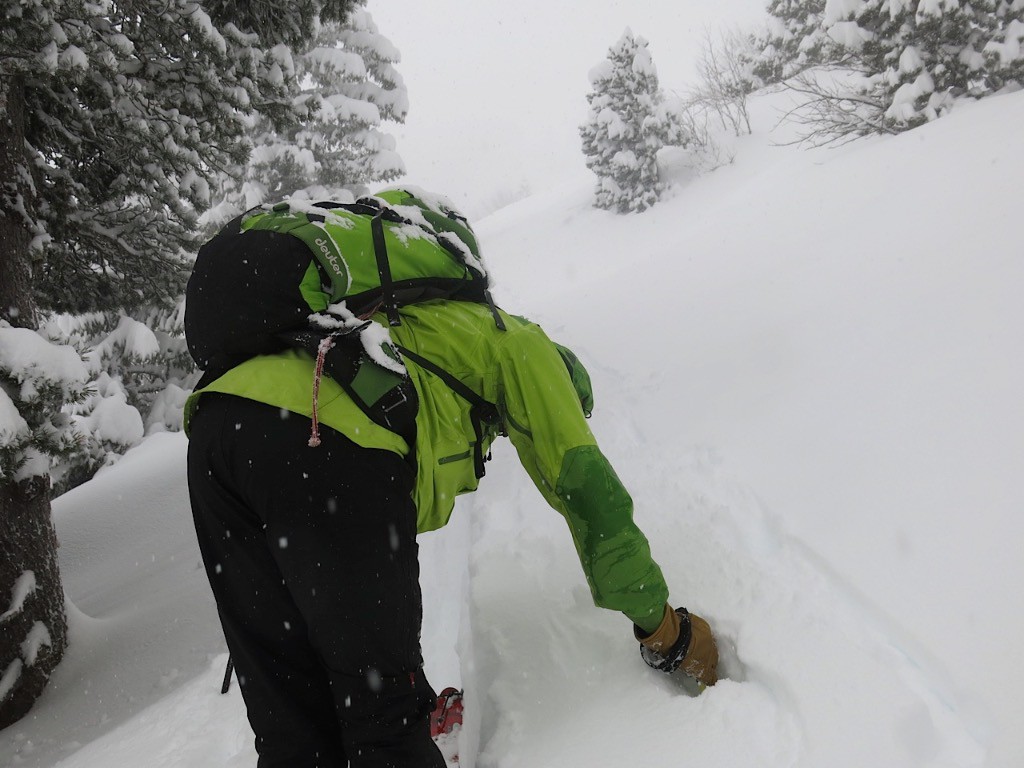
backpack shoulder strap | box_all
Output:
[395,345,500,479]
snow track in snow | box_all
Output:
[454,442,986,768]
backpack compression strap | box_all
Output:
[371,212,402,327]
[367,203,505,331]
[395,345,501,479]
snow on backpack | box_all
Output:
[185,187,503,445]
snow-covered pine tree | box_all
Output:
[984,0,1024,89]
[329,8,408,185]
[7,2,295,316]
[788,0,1024,140]
[203,0,353,49]
[211,6,409,224]
[0,0,357,727]
[41,303,198,496]
[0,324,86,728]
[580,29,687,214]
[854,0,1006,127]
[753,0,838,84]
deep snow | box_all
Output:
[2,87,1022,767]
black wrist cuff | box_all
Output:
[638,607,693,674]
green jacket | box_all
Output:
[184,300,668,631]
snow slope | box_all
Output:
[2,89,1022,767]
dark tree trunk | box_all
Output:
[0,73,38,329]
[0,74,67,729]
[0,477,68,730]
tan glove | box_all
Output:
[680,612,718,686]
[636,604,719,687]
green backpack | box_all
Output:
[240,189,503,327]
[186,188,503,444]
[185,187,592,464]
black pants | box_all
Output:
[187,394,445,768]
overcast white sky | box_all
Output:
[370,0,767,216]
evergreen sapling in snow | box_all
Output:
[580,29,688,214]
[40,303,198,495]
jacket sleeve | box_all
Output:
[495,322,668,631]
